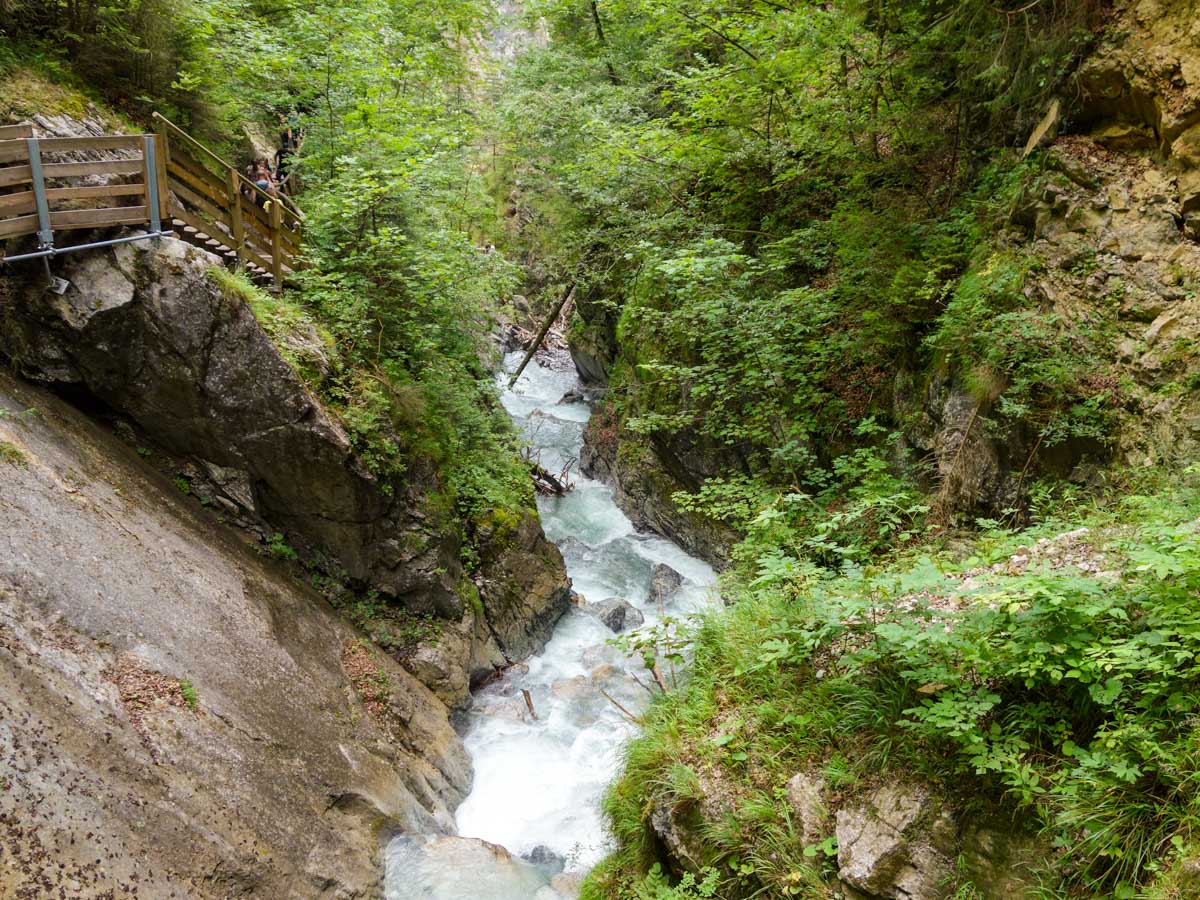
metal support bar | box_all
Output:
[143,135,162,237]
[26,137,52,247]
[0,230,174,264]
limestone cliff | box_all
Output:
[0,229,572,891]
[0,235,570,685]
[0,369,468,896]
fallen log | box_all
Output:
[508,284,576,388]
[531,462,570,496]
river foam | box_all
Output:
[385,350,717,898]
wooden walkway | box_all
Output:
[0,116,301,290]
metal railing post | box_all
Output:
[26,137,52,248]
[143,136,162,240]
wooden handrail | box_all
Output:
[151,112,303,221]
[1,116,303,293]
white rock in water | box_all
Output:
[385,834,572,900]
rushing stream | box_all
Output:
[384,349,717,898]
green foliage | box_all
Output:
[178,677,199,710]
[927,248,1118,449]
[631,865,720,900]
[596,474,1200,896]
[0,440,27,466]
[264,532,298,561]
[494,0,1112,535]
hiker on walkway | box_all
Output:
[250,158,276,207]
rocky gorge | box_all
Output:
[0,230,571,894]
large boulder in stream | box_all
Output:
[649,562,683,605]
[583,597,645,633]
[0,370,470,897]
[473,509,572,661]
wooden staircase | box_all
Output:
[0,115,302,291]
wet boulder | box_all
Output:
[385,835,565,900]
[648,563,683,606]
[523,845,566,875]
[583,597,645,633]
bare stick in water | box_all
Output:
[651,662,669,693]
[522,688,538,720]
[599,687,641,723]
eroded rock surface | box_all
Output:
[1,235,467,618]
[581,418,736,567]
[473,509,572,661]
[836,784,956,900]
[0,371,469,897]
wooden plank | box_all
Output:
[50,205,149,230]
[240,192,277,235]
[280,224,301,256]
[0,124,33,141]
[45,183,146,203]
[0,190,34,215]
[36,135,147,154]
[0,164,32,188]
[0,213,39,239]
[167,158,228,208]
[269,196,284,291]
[240,201,274,247]
[167,202,271,273]
[170,144,229,192]
[170,178,233,235]
[42,159,144,179]
[0,140,29,164]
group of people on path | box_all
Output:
[245,110,302,209]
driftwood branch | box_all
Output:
[651,662,669,693]
[508,284,576,388]
[599,687,641,723]
[531,462,571,496]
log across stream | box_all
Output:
[384,349,718,898]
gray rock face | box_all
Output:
[650,798,712,875]
[0,370,469,897]
[474,510,572,660]
[581,421,736,568]
[649,563,684,606]
[583,597,645,633]
[835,784,956,900]
[399,605,507,709]
[2,236,469,618]
[786,771,828,847]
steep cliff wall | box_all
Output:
[0,369,468,896]
[0,235,570,696]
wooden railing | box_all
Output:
[0,116,301,291]
[0,123,168,244]
[152,113,302,289]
